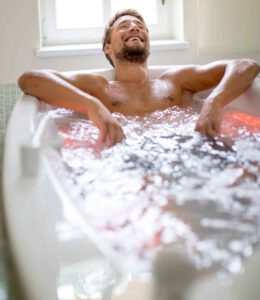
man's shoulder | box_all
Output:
[154,65,196,86]
[64,69,109,81]
[65,70,111,88]
[160,65,196,77]
[158,61,230,80]
[56,69,111,95]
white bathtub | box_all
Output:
[3,66,260,300]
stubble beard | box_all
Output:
[115,43,150,64]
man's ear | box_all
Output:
[104,43,111,55]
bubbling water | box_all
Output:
[50,106,260,276]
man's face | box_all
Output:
[106,15,150,65]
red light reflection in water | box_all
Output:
[59,129,92,148]
[221,111,260,136]
[58,128,101,152]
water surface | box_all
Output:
[49,106,260,276]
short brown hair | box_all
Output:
[102,9,146,67]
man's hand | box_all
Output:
[87,100,125,147]
[195,100,223,137]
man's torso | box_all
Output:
[90,76,194,115]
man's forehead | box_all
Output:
[113,15,145,27]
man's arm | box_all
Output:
[18,70,125,147]
[172,59,260,136]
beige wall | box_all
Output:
[0,0,260,84]
[197,0,260,54]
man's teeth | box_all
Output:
[127,37,141,41]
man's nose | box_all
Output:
[129,23,140,32]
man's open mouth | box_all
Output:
[124,36,144,42]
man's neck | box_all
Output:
[114,62,149,85]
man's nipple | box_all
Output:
[112,99,121,106]
[165,95,174,102]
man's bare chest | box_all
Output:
[96,79,192,115]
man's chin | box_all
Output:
[115,45,150,64]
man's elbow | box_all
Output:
[234,59,260,77]
[18,69,56,94]
[18,70,40,94]
[18,71,30,93]
[245,59,260,75]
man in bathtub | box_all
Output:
[18,9,260,148]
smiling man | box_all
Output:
[103,13,150,66]
[18,9,260,147]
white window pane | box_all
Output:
[111,0,158,24]
[55,0,103,29]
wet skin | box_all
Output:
[93,77,194,116]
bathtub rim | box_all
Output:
[2,94,126,300]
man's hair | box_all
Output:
[102,9,146,67]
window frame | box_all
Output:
[40,0,174,46]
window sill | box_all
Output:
[36,40,189,58]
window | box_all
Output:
[40,0,175,46]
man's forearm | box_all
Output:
[18,70,98,115]
[206,59,260,108]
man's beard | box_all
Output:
[115,43,150,64]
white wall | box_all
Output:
[0,0,260,84]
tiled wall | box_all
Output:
[0,83,21,147]
[0,83,22,300]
